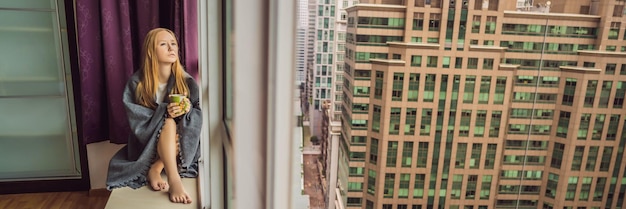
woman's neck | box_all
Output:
[158,64,172,84]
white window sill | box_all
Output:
[105,177,199,209]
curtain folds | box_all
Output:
[75,0,197,144]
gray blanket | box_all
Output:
[106,71,202,190]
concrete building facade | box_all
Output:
[339,0,626,208]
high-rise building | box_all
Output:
[297,0,309,84]
[337,0,626,208]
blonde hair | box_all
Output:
[135,28,189,109]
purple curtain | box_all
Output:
[75,0,197,144]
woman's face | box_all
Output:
[154,31,178,64]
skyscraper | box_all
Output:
[337,0,626,208]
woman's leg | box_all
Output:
[158,118,191,204]
[148,158,168,191]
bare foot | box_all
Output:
[168,178,192,204]
[148,165,168,191]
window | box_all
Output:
[401,142,414,167]
[578,114,591,140]
[614,82,626,108]
[478,76,491,104]
[606,63,617,74]
[485,16,496,34]
[451,174,463,199]
[599,147,613,171]
[398,174,410,198]
[609,22,620,39]
[413,174,425,198]
[482,58,494,70]
[471,15,481,33]
[392,73,404,101]
[426,56,438,67]
[470,143,482,169]
[408,74,420,102]
[550,143,565,169]
[584,80,598,107]
[374,71,383,99]
[428,13,440,31]
[463,76,476,103]
[489,111,501,137]
[562,78,577,106]
[599,81,612,108]
[423,74,435,102]
[474,110,487,137]
[546,173,559,198]
[372,105,381,132]
[459,110,471,136]
[556,111,571,138]
[413,13,424,30]
[383,173,395,198]
[455,57,463,69]
[405,109,417,135]
[420,109,432,135]
[417,142,428,168]
[369,138,379,164]
[565,177,578,201]
[455,143,467,168]
[592,114,605,140]
[367,170,377,195]
[466,175,478,199]
[571,146,584,171]
[585,146,599,171]
[467,58,478,69]
[386,141,398,167]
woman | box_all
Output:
[106,28,202,204]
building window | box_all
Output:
[484,144,497,169]
[428,13,441,31]
[614,82,625,108]
[417,142,428,168]
[463,76,476,103]
[485,16,496,34]
[455,57,463,69]
[401,142,414,167]
[606,63,617,74]
[584,80,598,107]
[585,146,599,171]
[349,167,365,176]
[565,177,578,201]
[459,110,471,136]
[405,109,417,135]
[426,56,438,67]
[606,115,620,140]
[556,111,571,138]
[392,73,404,101]
[374,71,383,99]
[599,146,613,171]
[413,174,425,198]
[609,22,620,39]
[469,143,482,169]
[408,74,420,102]
[593,177,606,201]
[471,15,481,33]
[383,173,395,198]
[420,109,432,136]
[474,110,487,137]
[466,175,478,199]
[562,78,577,106]
[372,105,381,132]
[369,138,379,164]
[398,174,410,198]
[386,141,398,167]
[571,146,584,171]
[455,143,467,168]
[489,111,501,137]
[551,142,565,169]
[546,173,559,198]
[467,57,478,69]
[451,174,463,199]
[578,177,593,201]
[578,114,591,140]
[482,58,494,69]
[423,74,435,102]
[478,76,491,104]
[599,81,612,108]
[413,13,424,30]
[480,175,492,199]
[442,56,450,68]
[494,77,506,104]
[592,114,606,140]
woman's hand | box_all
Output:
[167,93,191,118]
